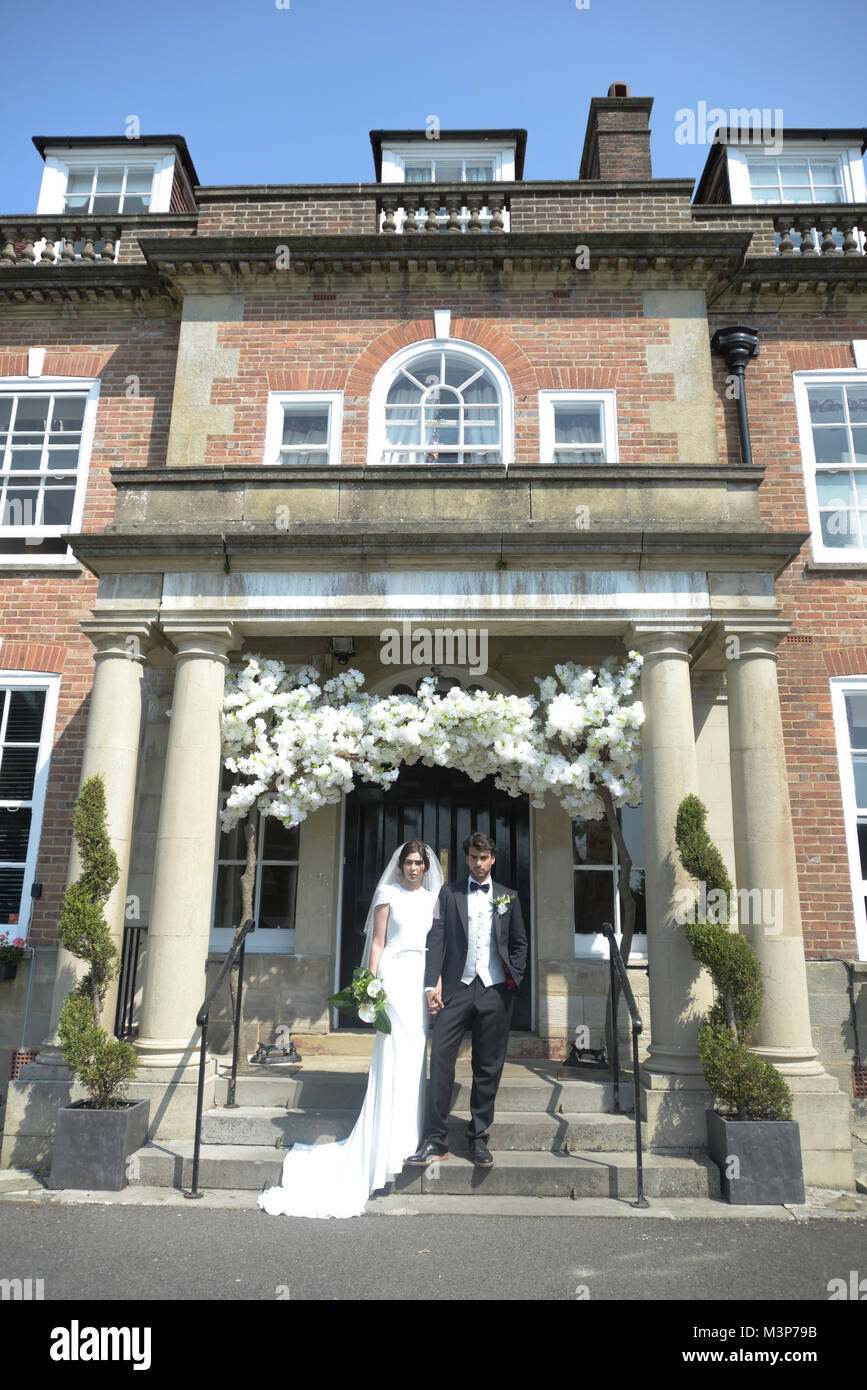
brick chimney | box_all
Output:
[579,82,654,181]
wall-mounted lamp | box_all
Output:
[331,637,356,665]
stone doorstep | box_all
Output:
[284,1032,623,1061]
[127,1141,716,1199]
[213,1069,635,1115]
[199,1107,644,1153]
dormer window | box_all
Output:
[403,157,497,184]
[743,156,846,205]
[63,163,157,215]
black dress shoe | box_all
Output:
[404,1139,449,1167]
[469,1139,494,1167]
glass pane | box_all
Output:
[258,865,297,930]
[13,397,50,435]
[213,864,242,930]
[629,869,647,935]
[817,189,843,204]
[620,801,644,866]
[0,867,25,924]
[846,693,867,749]
[0,747,38,799]
[50,398,85,435]
[6,690,45,743]
[815,474,851,508]
[91,195,123,214]
[125,168,154,193]
[854,755,867,810]
[465,163,494,181]
[435,160,462,182]
[846,389,867,424]
[2,489,38,525]
[63,195,90,213]
[554,405,603,444]
[747,161,778,187]
[0,399,13,434]
[808,387,844,422]
[810,162,840,184]
[813,426,851,464]
[45,449,77,474]
[261,816,300,859]
[281,406,329,447]
[404,164,433,183]
[95,168,124,194]
[858,822,867,877]
[574,869,615,934]
[121,195,150,214]
[819,510,857,548]
[852,428,867,464]
[554,447,603,463]
[280,449,328,465]
[67,171,94,195]
[0,807,32,860]
[42,484,75,526]
[573,818,612,865]
[780,163,810,186]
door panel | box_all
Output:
[341,764,531,1028]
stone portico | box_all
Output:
[0,470,855,1187]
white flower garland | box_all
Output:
[221,653,644,832]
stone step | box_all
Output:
[286,1031,582,1062]
[128,1141,716,1200]
[214,1069,634,1115]
[199,1107,643,1153]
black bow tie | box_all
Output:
[470,881,490,893]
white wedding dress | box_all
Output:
[257,881,433,1219]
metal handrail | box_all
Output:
[184,917,255,1199]
[601,923,648,1209]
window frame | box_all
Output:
[367,339,513,467]
[572,801,647,961]
[210,797,300,957]
[726,144,867,206]
[0,377,100,561]
[538,389,619,465]
[36,148,176,216]
[263,390,343,467]
[830,677,867,961]
[0,673,60,940]
[793,370,867,563]
[380,142,514,184]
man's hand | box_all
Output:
[426,979,443,1015]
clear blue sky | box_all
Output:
[1,0,865,210]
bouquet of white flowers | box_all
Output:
[328,967,391,1034]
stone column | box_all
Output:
[723,622,853,1187]
[629,624,715,1146]
[36,624,153,1062]
[134,624,236,1087]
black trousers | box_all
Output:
[425,976,514,1145]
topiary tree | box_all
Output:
[57,774,138,1109]
[674,793,792,1122]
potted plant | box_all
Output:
[48,775,148,1191]
[674,793,805,1205]
[0,931,25,982]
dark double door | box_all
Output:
[340,764,532,1029]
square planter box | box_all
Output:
[48,1099,150,1192]
[707,1109,805,1205]
[0,960,19,981]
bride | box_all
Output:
[257,840,443,1219]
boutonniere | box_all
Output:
[493,893,513,916]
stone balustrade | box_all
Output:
[378,187,508,234]
[0,220,122,265]
[772,207,866,255]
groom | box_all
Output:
[405,832,528,1169]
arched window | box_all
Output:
[368,340,513,466]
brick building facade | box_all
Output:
[0,89,864,1189]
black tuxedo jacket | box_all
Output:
[424,878,528,1001]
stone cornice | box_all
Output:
[0,262,175,305]
[69,525,809,578]
[107,463,765,487]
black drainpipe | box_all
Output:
[710,326,760,466]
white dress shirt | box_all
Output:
[461,876,506,987]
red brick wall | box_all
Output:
[0,315,180,943]
[213,293,678,465]
[710,314,867,958]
